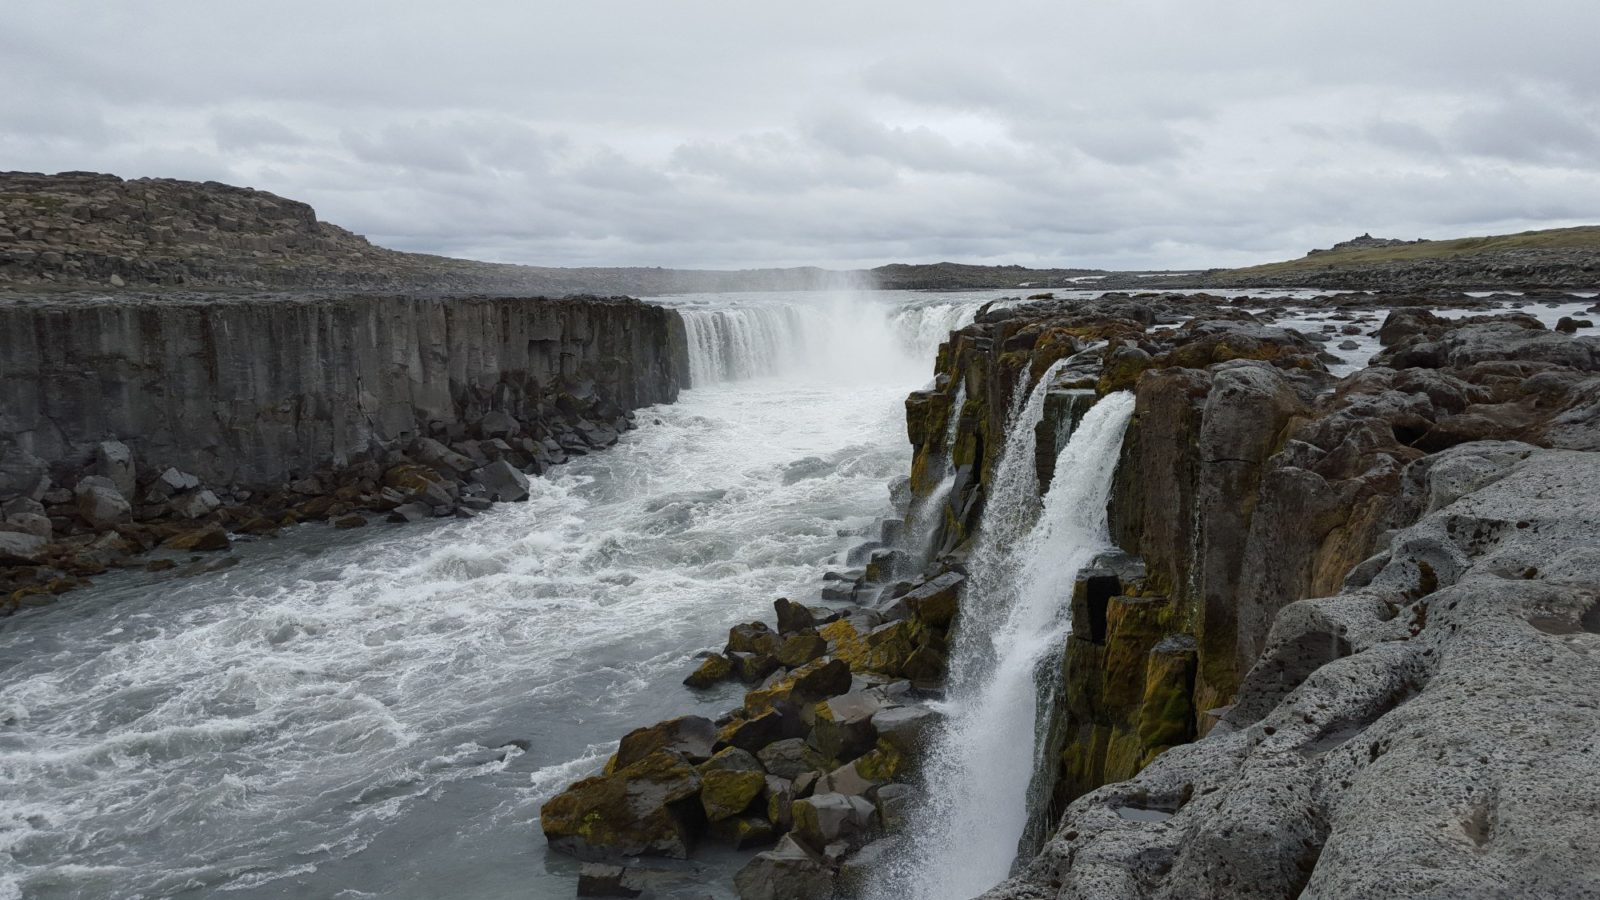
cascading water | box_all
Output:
[672,293,983,387]
[873,389,1137,900]
[679,305,807,383]
[905,382,966,568]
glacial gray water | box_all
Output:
[0,290,997,900]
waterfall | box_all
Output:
[905,381,966,568]
[679,306,807,384]
[675,295,993,388]
[888,301,987,361]
[874,390,1137,900]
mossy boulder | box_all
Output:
[683,653,733,689]
[727,621,780,657]
[776,632,827,667]
[791,658,852,699]
[819,619,871,670]
[721,708,801,753]
[698,747,767,822]
[852,739,906,782]
[540,749,703,860]
[729,650,781,683]
[615,716,717,770]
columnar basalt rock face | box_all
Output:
[0,291,684,611]
[0,292,681,491]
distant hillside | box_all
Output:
[4,171,1596,294]
[1174,226,1600,290]
[0,171,883,295]
[869,261,1106,290]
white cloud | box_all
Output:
[1,0,1597,270]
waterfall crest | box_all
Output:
[874,390,1137,900]
[675,296,989,387]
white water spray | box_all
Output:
[876,390,1136,900]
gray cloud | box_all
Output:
[2,0,1598,270]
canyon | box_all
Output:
[3,173,1599,900]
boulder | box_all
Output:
[576,863,642,898]
[94,440,136,499]
[791,792,875,852]
[765,774,796,831]
[728,621,781,656]
[540,750,703,860]
[683,653,733,689]
[3,512,51,539]
[985,449,1600,900]
[776,632,827,667]
[870,705,938,756]
[477,409,521,439]
[813,760,880,798]
[791,658,852,699]
[810,691,882,762]
[873,783,915,833]
[469,459,530,502]
[733,835,835,900]
[0,531,47,565]
[699,747,767,822]
[155,467,201,494]
[388,501,432,523]
[729,650,781,683]
[74,476,131,528]
[615,716,717,769]
[164,524,230,551]
[723,708,799,753]
[757,738,817,781]
[773,597,817,634]
[169,489,222,520]
[415,437,477,476]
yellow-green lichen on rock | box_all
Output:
[539,749,703,860]
[698,748,766,822]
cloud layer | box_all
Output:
[4,0,1598,270]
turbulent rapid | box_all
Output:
[0,290,997,900]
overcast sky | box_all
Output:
[4,1,1598,270]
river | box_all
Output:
[0,290,995,900]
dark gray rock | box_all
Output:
[757,738,814,781]
[169,489,221,520]
[733,835,835,900]
[0,531,47,564]
[93,440,135,499]
[468,459,530,502]
[74,476,130,528]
